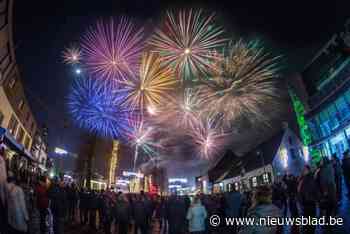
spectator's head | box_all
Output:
[302,165,311,176]
[39,176,46,185]
[343,150,350,158]
[7,171,16,184]
[192,196,201,205]
[253,185,272,206]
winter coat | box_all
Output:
[167,198,187,234]
[35,184,49,210]
[48,185,68,218]
[186,202,207,233]
[316,162,336,203]
[6,182,29,232]
[239,203,282,234]
[132,200,148,225]
[225,191,242,217]
[114,200,131,223]
[298,173,320,204]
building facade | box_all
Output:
[209,128,307,193]
[0,0,46,172]
[301,19,350,160]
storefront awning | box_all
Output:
[0,127,37,162]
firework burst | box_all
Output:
[62,45,82,65]
[188,115,227,159]
[81,17,144,81]
[67,76,133,140]
[200,40,282,128]
[149,9,226,81]
[155,88,202,129]
[123,52,177,111]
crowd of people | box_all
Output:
[1,149,350,234]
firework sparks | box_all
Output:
[155,88,202,129]
[67,76,133,140]
[149,9,226,81]
[62,45,82,64]
[188,115,227,159]
[123,52,177,111]
[81,17,144,81]
[200,40,282,128]
[129,119,163,167]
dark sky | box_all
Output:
[12,0,350,173]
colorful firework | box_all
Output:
[188,115,227,159]
[62,45,82,65]
[199,40,282,128]
[67,76,133,140]
[123,52,177,111]
[81,17,144,81]
[155,88,202,129]
[129,119,163,168]
[149,9,226,81]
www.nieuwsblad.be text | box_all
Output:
[209,215,344,227]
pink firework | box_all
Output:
[81,17,144,81]
[188,115,227,159]
[62,45,81,64]
[149,9,226,81]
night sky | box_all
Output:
[12,0,350,176]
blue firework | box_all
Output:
[68,76,133,140]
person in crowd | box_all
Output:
[0,146,8,234]
[186,196,207,234]
[298,165,320,234]
[342,150,350,197]
[133,195,149,234]
[224,188,242,234]
[79,188,89,225]
[315,157,337,217]
[158,196,168,234]
[272,181,287,215]
[5,172,29,234]
[115,193,131,234]
[239,185,282,234]
[35,176,49,234]
[283,174,299,218]
[167,195,187,234]
[67,184,78,222]
[100,190,114,234]
[332,156,343,202]
[88,190,99,230]
[48,178,67,234]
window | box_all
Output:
[262,173,269,184]
[18,99,24,110]
[8,77,15,88]
[24,135,31,150]
[16,127,25,144]
[251,177,258,188]
[8,114,18,135]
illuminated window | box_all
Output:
[262,173,269,184]
[251,177,257,187]
[8,115,18,135]
[16,127,25,144]
[18,100,24,110]
[24,135,31,150]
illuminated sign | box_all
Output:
[55,147,68,155]
[168,178,188,183]
[122,171,144,178]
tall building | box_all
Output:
[0,0,46,171]
[300,19,350,159]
